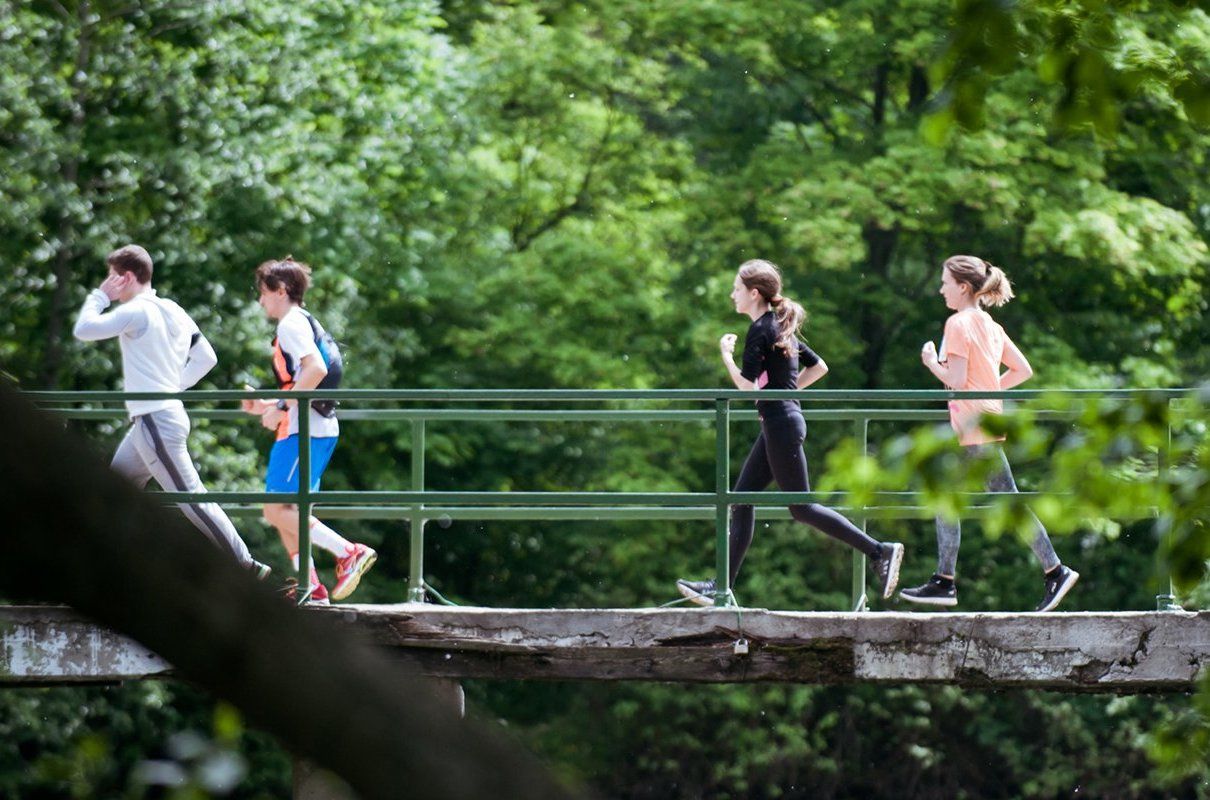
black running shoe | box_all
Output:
[872,543,904,599]
[900,574,958,607]
[676,578,717,607]
[1035,565,1079,612]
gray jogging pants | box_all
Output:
[111,407,254,567]
[935,444,1060,577]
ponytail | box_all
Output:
[943,255,1015,308]
[770,295,806,351]
[975,265,1014,307]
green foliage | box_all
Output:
[928,0,1210,138]
[3,0,1210,796]
[0,683,287,798]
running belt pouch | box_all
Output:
[304,311,343,418]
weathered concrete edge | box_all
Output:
[1,606,172,684]
[3,605,1207,692]
[333,605,1210,692]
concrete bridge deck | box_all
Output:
[3,605,1207,692]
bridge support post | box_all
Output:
[1156,405,1182,612]
[298,395,315,604]
[407,419,427,603]
[851,417,869,612]
[713,399,731,607]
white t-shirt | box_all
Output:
[73,289,215,417]
[276,306,340,439]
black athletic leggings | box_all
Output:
[728,411,882,584]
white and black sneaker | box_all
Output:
[248,560,272,580]
[676,578,717,607]
[900,574,958,607]
[872,543,904,599]
[1035,565,1079,612]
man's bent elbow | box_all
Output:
[72,320,96,341]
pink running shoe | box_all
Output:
[309,574,331,605]
[332,544,378,601]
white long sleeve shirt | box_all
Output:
[73,288,215,417]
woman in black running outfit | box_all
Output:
[677,259,904,606]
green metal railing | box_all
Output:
[28,388,1191,610]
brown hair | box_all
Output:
[943,255,1014,308]
[106,245,153,284]
[255,256,312,304]
[737,259,805,351]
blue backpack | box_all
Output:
[272,310,344,418]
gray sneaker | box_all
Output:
[676,578,717,607]
[872,543,904,599]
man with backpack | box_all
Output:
[241,257,376,604]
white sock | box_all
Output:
[309,519,354,556]
[287,551,317,571]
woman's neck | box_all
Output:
[747,301,770,321]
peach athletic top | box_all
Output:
[939,308,1009,446]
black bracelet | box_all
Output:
[275,398,289,411]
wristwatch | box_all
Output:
[275,398,289,411]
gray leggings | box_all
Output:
[936,444,1060,577]
[111,407,255,567]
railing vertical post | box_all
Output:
[714,399,731,607]
[407,418,428,603]
[851,417,869,612]
[297,392,312,603]
[1157,399,1179,611]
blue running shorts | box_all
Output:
[265,435,339,493]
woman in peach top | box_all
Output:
[902,255,1079,612]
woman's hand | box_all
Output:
[719,333,737,359]
[921,340,938,367]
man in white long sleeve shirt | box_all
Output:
[74,244,267,577]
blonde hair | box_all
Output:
[943,255,1014,308]
[737,259,805,351]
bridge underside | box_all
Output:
[2,605,1206,692]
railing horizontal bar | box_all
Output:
[155,490,1057,506]
[724,491,1047,504]
[159,491,720,505]
[24,388,1196,403]
[329,506,721,521]
[45,409,729,423]
[216,503,1157,522]
[306,506,981,521]
[35,407,1091,424]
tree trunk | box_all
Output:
[0,386,586,800]
[857,222,899,387]
[38,3,94,388]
